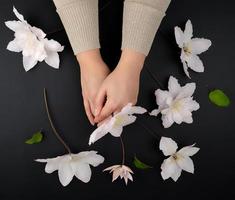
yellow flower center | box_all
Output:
[172,154,178,160]
[171,100,182,112]
[114,115,124,127]
[183,43,192,56]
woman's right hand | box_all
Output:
[77,49,110,125]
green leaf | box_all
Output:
[133,156,152,170]
[25,131,43,144]
[209,89,230,107]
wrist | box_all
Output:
[77,49,102,67]
[76,49,108,73]
[117,49,146,74]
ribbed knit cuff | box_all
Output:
[53,0,100,55]
[121,0,171,56]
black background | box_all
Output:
[0,0,234,199]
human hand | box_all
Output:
[77,49,110,125]
[93,49,145,123]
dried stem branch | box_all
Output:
[43,88,72,155]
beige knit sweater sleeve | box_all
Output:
[122,0,171,55]
[53,0,171,56]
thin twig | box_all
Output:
[159,30,176,47]
[99,0,112,12]
[136,121,162,140]
[47,27,64,36]
[43,88,72,154]
[120,136,125,165]
[145,66,165,90]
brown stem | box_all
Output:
[136,121,162,140]
[120,136,125,165]
[145,66,165,90]
[43,88,72,155]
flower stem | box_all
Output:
[120,136,125,166]
[43,88,72,155]
[137,121,162,140]
[145,66,165,90]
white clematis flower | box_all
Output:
[103,165,134,185]
[159,137,200,182]
[150,76,200,128]
[36,151,104,187]
[43,38,64,69]
[175,20,212,78]
[5,7,64,71]
[89,103,147,145]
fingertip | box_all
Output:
[84,99,95,126]
[94,116,100,123]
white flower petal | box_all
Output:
[178,145,200,157]
[33,42,47,62]
[45,52,60,69]
[159,137,178,156]
[112,167,122,182]
[184,20,193,43]
[176,82,196,100]
[23,56,37,71]
[176,156,194,173]
[44,160,60,174]
[44,38,64,52]
[58,162,74,187]
[183,115,193,124]
[127,172,133,181]
[7,40,22,52]
[5,20,24,32]
[120,103,146,115]
[186,99,200,111]
[121,115,137,126]
[77,151,104,167]
[171,166,182,182]
[13,7,26,22]
[190,38,212,55]
[35,156,63,173]
[168,76,181,97]
[171,165,182,182]
[74,163,92,183]
[124,176,129,185]
[122,165,134,174]
[161,112,174,128]
[103,165,120,172]
[149,109,160,116]
[109,125,123,137]
[155,89,171,106]
[161,157,178,180]
[180,53,191,78]
[88,122,111,145]
[31,26,46,39]
[186,54,204,72]
[128,106,147,115]
[174,26,184,48]
[123,172,133,185]
[119,103,132,114]
[83,151,104,167]
[35,156,62,174]
[172,111,183,124]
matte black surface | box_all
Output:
[0,0,234,199]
